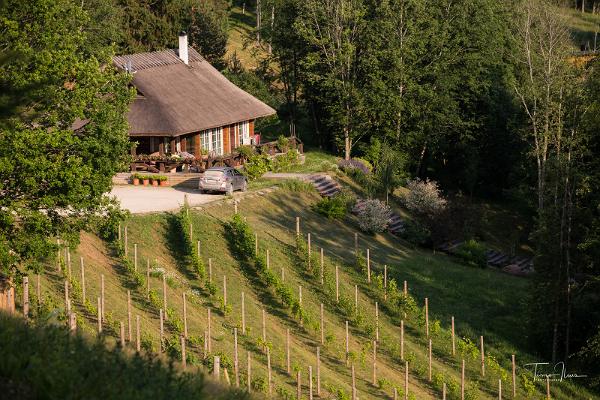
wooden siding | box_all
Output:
[249,120,255,137]
[223,125,230,154]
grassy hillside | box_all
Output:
[561,7,600,50]
[17,185,598,399]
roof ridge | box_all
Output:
[113,47,205,72]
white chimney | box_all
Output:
[178,31,189,65]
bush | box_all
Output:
[313,196,347,220]
[400,219,431,246]
[276,135,290,152]
[273,149,299,172]
[243,153,272,180]
[402,179,447,219]
[279,179,315,193]
[337,158,372,174]
[235,145,255,159]
[454,239,487,268]
[354,199,391,233]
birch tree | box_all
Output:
[297,0,366,159]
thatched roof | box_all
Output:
[113,48,276,137]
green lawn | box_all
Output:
[22,188,597,399]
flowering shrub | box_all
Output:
[337,158,372,174]
[354,199,391,233]
[402,179,447,218]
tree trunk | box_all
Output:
[256,0,261,43]
[344,129,351,160]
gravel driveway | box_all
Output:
[110,186,223,214]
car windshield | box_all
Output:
[204,170,224,178]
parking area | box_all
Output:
[110,186,223,214]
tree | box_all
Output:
[0,0,133,275]
[296,0,366,160]
[375,146,406,204]
[189,1,229,69]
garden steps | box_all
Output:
[438,241,534,276]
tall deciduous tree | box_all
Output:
[0,0,133,275]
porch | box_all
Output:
[129,136,304,173]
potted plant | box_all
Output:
[151,175,159,187]
[142,174,150,186]
[131,173,140,186]
[157,175,169,186]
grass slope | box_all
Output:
[23,188,597,399]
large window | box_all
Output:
[199,128,223,155]
[237,121,249,146]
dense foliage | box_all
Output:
[0,313,248,400]
[0,0,133,275]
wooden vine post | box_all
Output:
[512,354,516,398]
[498,379,501,400]
[223,275,227,306]
[182,293,188,338]
[127,290,132,341]
[351,364,357,400]
[307,233,311,270]
[345,321,350,365]
[262,308,266,343]
[546,376,550,399]
[162,275,167,320]
[296,216,300,237]
[120,322,125,347]
[404,361,409,400]
[297,370,301,400]
[80,257,85,303]
[316,347,321,396]
[101,274,105,321]
[320,248,324,284]
[197,240,201,259]
[428,339,432,381]
[309,365,313,400]
[159,309,164,352]
[124,226,128,257]
[400,320,405,360]
[97,297,102,333]
[266,249,270,270]
[480,335,485,377]
[207,308,212,353]
[354,233,358,256]
[36,274,41,306]
[425,297,429,337]
[320,303,324,344]
[384,265,387,300]
[354,284,358,314]
[335,265,340,303]
[234,328,239,387]
[267,348,272,395]
[134,243,138,271]
[214,356,220,380]
[22,277,29,319]
[461,359,465,400]
[372,340,377,385]
[367,248,371,283]
[65,280,70,315]
[146,259,150,298]
[299,285,303,326]
[208,258,213,282]
[452,316,456,355]
[241,291,246,334]
[375,301,379,341]
[136,315,141,352]
[286,328,291,374]
[247,351,252,392]
[181,336,186,368]
[443,382,447,400]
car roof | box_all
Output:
[205,167,234,171]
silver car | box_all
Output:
[199,167,247,195]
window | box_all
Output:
[237,121,249,146]
[199,128,223,155]
[200,131,210,152]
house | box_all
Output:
[113,32,276,167]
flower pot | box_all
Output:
[151,180,158,187]
[132,178,139,186]
[142,179,150,186]
[159,180,169,187]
